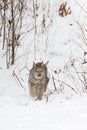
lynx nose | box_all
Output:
[37,73,41,77]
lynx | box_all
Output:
[28,62,49,100]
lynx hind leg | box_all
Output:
[29,83,36,97]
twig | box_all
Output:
[13,71,24,88]
[53,78,78,94]
[0,2,10,10]
[19,66,30,72]
[75,0,87,13]
[52,76,57,91]
[15,50,31,61]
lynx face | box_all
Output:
[33,62,46,79]
[34,71,45,79]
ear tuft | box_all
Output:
[33,62,36,68]
[45,61,49,65]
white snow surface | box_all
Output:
[0,0,87,130]
[0,94,87,130]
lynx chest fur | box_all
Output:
[28,62,49,100]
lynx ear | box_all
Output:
[45,61,49,65]
[41,61,43,66]
[33,62,36,68]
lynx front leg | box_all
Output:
[29,83,36,97]
[36,85,43,101]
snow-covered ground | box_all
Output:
[0,94,87,130]
[0,0,87,130]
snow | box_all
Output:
[0,0,87,130]
[0,95,87,130]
